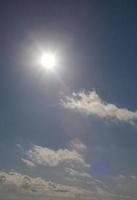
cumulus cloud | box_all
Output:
[62,90,137,124]
[21,140,90,170]
[0,171,100,200]
[1,171,137,200]
[0,171,49,193]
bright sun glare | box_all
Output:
[40,52,57,71]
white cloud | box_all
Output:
[1,171,137,199]
[62,90,137,124]
[0,171,49,193]
[21,159,36,167]
[20,140,92,189]
[0,171,99,200]
[69,139,87,154]
[65,168,92,179]
[21,141,90,170]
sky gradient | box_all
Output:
[1,0,137,199]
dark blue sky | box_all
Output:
[0,0,137,186]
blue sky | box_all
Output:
[1,0,137,199]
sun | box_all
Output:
[40,52,57,71]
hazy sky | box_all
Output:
[1,0,137,199]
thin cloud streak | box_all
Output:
[62,90,137,124]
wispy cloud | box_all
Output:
[0,171,90,197]
[103,175,137,197]
[69,138,87,154]
[21,158,36,167]
[65,168,92,179]
[21,140,90,170]
[0,171,93,199]
[1,170,137,199]
[62,90,137,124]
